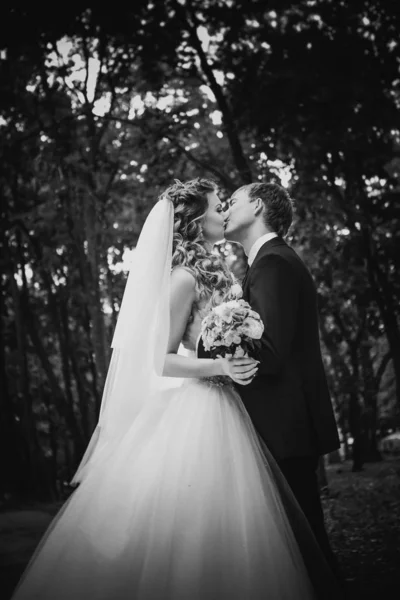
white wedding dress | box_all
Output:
[11,292,339,600]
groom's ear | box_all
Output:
[252,196,264,217]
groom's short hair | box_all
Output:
[239,182,293,237]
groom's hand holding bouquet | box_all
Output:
[200,283,264,386]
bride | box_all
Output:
[11,178,342,599]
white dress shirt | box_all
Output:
[247,232,278,266]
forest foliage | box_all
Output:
[1,1,399,499]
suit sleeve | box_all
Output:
[248,254,299,375]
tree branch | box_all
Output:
[172,0,252,183]
[375,351,392,388]
[96,113,235,188]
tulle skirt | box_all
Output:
[12,378,339,600]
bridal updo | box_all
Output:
[161,178,234,304]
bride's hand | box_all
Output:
[219,357,259,386]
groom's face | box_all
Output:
[224,189,255,242]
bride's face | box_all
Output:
[202,191,225,244]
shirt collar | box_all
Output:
[247,232,278,266]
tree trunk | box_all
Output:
[348,341,366,472]
[2,225,37,497]
[362,226,400,408]
[342,432,351,461]
[360,342,382,462]
[328,186,400,410]
[0,307,22,497]
[11,253,45,498]
[21,294,86,462]
[320,314,366,469]
[83,188,109,387]
[78,301,103,420]
[383,326,400,408]
[14,221,94,473]
[348,391,364,472]
[175,0,253,184]
[62,190,103,416]
[361,341,393,461]
[59,294,93,440]
[106,266,118,332]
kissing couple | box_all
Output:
[11,178,343,600]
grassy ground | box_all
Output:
[0,458,399,600]
[323,458,400,598]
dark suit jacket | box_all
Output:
[239,237,340,459]
[198,237,340,460]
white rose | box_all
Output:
[214,321,224,335]
[214,304,225,317]
[224,332,235,346]
[220,306,233,323]
[249,309,261,319]
[242,318,263,339]
[226,300,240,309]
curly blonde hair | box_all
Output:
[161,178,234,305]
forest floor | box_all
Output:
[0,458,399,600]
[322,457,400,598]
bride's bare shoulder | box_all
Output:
[170,266,196,298]
[171,266,196,285]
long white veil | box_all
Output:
[71,196,174,485]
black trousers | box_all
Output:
[277,456,339,575]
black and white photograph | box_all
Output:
[0,2,399,599]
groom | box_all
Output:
[224,182,340,572]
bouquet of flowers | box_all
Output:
[200,284,264,360]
